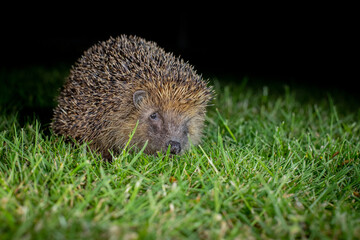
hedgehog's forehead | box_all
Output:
[142,80,208,116]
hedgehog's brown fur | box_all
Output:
[52,35,213,159]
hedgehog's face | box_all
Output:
[142,109,189,155]
[132,90,204,155]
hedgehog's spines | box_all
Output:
[52,35,214,157]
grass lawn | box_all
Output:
[1,66,360,239]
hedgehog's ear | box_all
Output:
[133,90,147,108]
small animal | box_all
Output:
[52,35,213,159]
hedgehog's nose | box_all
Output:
[167,140,181,155]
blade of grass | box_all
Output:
[216,108,237,143]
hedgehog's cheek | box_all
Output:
[144,122,166,151]
[148,120,163,134]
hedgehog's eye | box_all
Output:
[149,112,158,120]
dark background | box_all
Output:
[1,6,357,93]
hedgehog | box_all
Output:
[51,35,213,160]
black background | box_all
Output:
[1,6,357,94]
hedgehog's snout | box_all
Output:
[166,140,181,155]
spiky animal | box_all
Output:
[52,35,213,159]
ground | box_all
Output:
[0,66,359,239]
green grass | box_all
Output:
[1,67,360,239]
